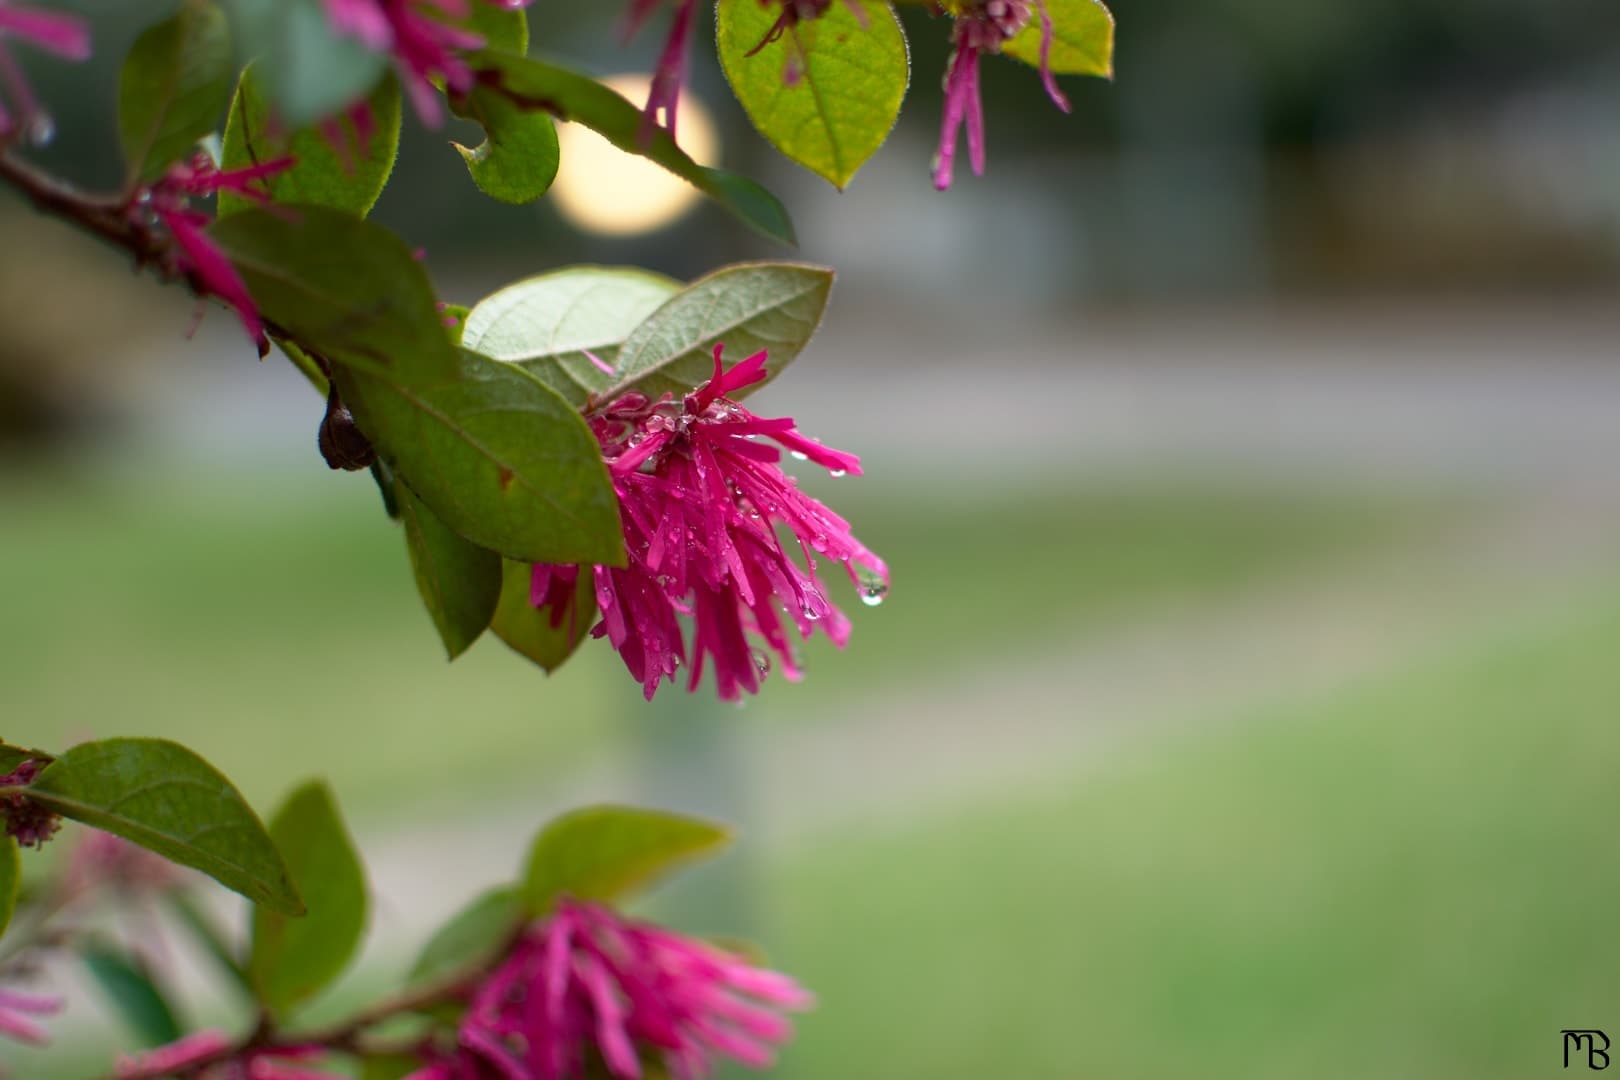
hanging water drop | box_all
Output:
[790,450,809,462]
[751,649,772,677]
[829,469,847,479]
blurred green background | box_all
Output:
[6,1,1620,1077]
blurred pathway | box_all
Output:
[356,491,1620,953]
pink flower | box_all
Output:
[623,0,698,138]
[322,0,532,124]
[136,153,295,354]
[417,899,812,1080]
[529,345,888,701]
[0,759,60,849]
[0,1,90,143]
[934,0,1069,191]
[117,1030,342,1080]
[0,988,61,1046]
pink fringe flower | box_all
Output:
[413,898,812,1080]
[0,1,90,143]
[136,152,295,355]
[321,0,532,124]
[0,988,61,1047]
[934,0,1069,191]
[0,759,59,849]
[117,1030,343,1080]
[621,0,698,138]
[530,345,888,702]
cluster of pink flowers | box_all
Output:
[322,0,532,124]
[530,345,888,702]
[133,153,294,355]
[934,0,1068,190]
[0,759,59,849]
[414,898,812,1080]
[0,1,89,142]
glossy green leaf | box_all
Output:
[451,85,559,205]
[81,943,184,1047]
[209,210,622,566]
[208,207,458,380]
[1003,0,1115,77]
[409,885,523,986]
[335,348,624,567]
[521,806,731,916]
[221,0,389,127]
[118,0,234,184]
[607,262,834,402]
[219,65,403,218]
[462,267,680,407]
[28,739,300,914]
[476,53,796,244]
[250,779,368,1017]
[491,560,597,672]
[397,485,502,659]
[0,840,17,942]
[716,0,908,189]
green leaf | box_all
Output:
[1002,0,1115,77]
[219,65,403,218]
[333,349,626,567]
[476,54,796,244]
[27,738,301,915]
[461,267,681,408]
[208,209,623,567]
[409,885,523,986]
[716,0,908,190]
[607,262,835,403]
[0,742,51,776]
[491,560,597,672]
[250,779,368,1017]
[222,0,389,127]
[208,206,458,380]
[80,943,184,1047]
[118,0,235,184]
[397,485,503,659]
[521,806,731,916]
[451,86,560,205]
[0,840,18,942]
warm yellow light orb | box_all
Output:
[549,74,720,236]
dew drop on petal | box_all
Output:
[790,451,809,462]
[829,469,847,479]
[751,649,772,677]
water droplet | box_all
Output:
[829,469,847,479]
[27,112,55,147]
[858,573,888,607]
[790,450,809,462]
[751,649,772,677]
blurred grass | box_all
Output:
[0,461,1434,820]
[770,576,1620,1080]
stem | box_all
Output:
[103,969,484,1079]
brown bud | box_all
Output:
[318,385,377,472]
